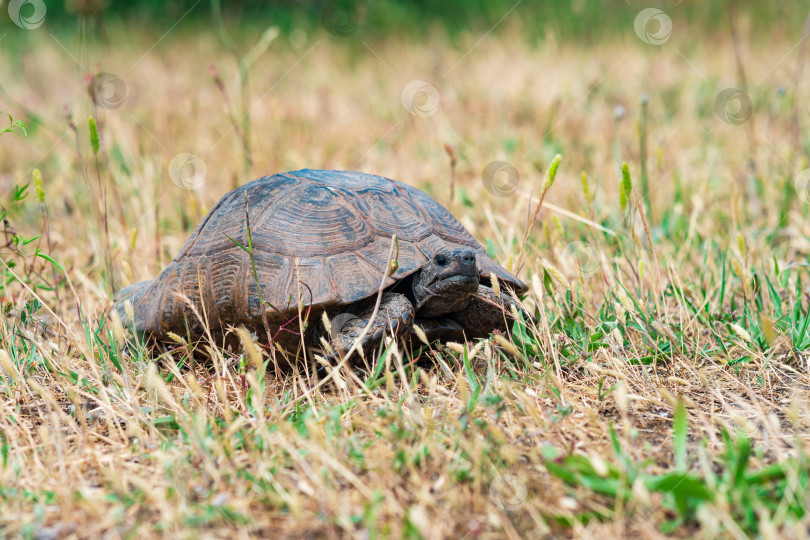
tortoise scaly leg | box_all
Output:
[328,292,415,359]
[448,285,527,339]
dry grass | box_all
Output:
[1,15,809,539]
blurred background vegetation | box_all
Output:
[1,0,805,41]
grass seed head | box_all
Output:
[88,117,100,155]
[542,261,571,290]
[167,331,186,344]
[580,170,592,204]
[123,301,135,324]
[412,323,429,346]
[236,326,263,372]
[109,309,125,344]
[609,327,624,346]
[543,153,562,192]
[490,271,500,297]
[321,311,332,335]
[730,323,752,343]
[616,288,635,314]
[615,381,629,413]
[620,161,632,211]
[494,334,519,356]
[33,169,45,203]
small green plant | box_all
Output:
[0,111,26,138]
[0,180,63,299]
[88,116,115,294]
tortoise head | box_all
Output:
[412,248,479,317]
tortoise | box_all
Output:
[114,169,527,358]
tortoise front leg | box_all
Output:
[448,285,526,339]
[328,292,415,358]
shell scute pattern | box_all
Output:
[176,174,295,259]
[243,251,293,318]
[326,252,396,304]
[210,250,245,325]
[352,186,433,242]
[251,181,374,258]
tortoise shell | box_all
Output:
[118,169,526,338]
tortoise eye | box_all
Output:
[435,255,447,266]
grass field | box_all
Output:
[1,4,810,538]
